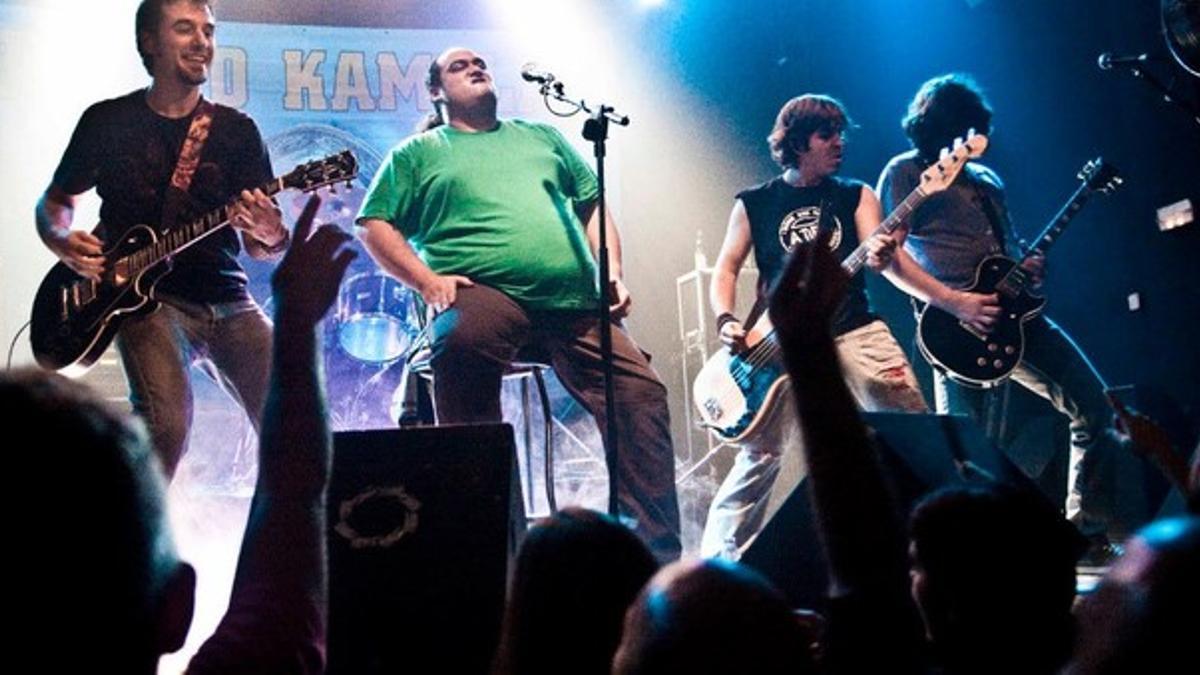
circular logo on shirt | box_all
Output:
[778,206,843,252]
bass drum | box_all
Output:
[335,272,420,363]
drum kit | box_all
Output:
[335,271,423,364]
[265,144,426,429]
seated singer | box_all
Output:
[355,47,681,562]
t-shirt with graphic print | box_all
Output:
[737,175,875,336]
[52,89,273,304]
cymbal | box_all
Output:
[1163,0,1200,77]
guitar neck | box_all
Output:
[841,185,928,276]
[1024,180,1094,261]
[134,177,286,274]
[1002,180,1097,295]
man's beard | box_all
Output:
[179,54,211,86]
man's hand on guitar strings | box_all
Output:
[947,289,1001,334]
[53,230,106,281]
[717,318,748,351]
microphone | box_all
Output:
[1097,52,1148,70]
[520,62,556,85]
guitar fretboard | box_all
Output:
[999,179,1099,297]
[126,177,287,277]
[841,186,927,276]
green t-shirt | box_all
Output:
[357,119,601,310]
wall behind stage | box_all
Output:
[2,0,1198,464]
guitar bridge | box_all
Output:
[958,321,988,341]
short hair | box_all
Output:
[492,507,658,675]
[135,0,213,76]
[612,559,817,674]
[4,369,178,657]
[902,73,993,160]
[910,483,1084,670]
[767,94,853,169]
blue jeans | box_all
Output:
[934,315,1112,535]
[115,294,273,479]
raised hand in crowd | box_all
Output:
[189,194,355,674]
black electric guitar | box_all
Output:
[692,133,989,441]
[916,158,1122,388]
[30,151,359,376]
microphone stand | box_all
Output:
[1117,61,1200,127]
[535,79,630,518]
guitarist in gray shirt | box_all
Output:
[701,94,928,559]
[877,73,1119,563]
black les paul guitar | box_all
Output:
[916,158,1122,388]
[30,151,358,376]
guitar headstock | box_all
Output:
[1079,157,1122,195]
[919,131,989,194]
[282,150,359,193]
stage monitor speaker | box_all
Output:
[740,412,1039,610]
[327,423,521,675]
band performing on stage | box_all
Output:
[12,0,1199,673]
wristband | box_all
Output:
[716,312,739,332]
[258,227,291,255]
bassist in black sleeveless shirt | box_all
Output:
[701,94,928,558]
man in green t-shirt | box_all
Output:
[356,47,681,561]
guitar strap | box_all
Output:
[967,168,1013,254]
[160,98,216,233]
[909,167,1015,321]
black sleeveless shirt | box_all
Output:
[737,175,876,335]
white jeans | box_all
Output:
[700,320,928,559]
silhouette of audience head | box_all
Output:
[909,482,1085,674]
[1068,516,1200,674]
[6,369,195,673]
[612,558,817,674]
[492,507,658,675]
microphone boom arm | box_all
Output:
[537,81,630,126]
